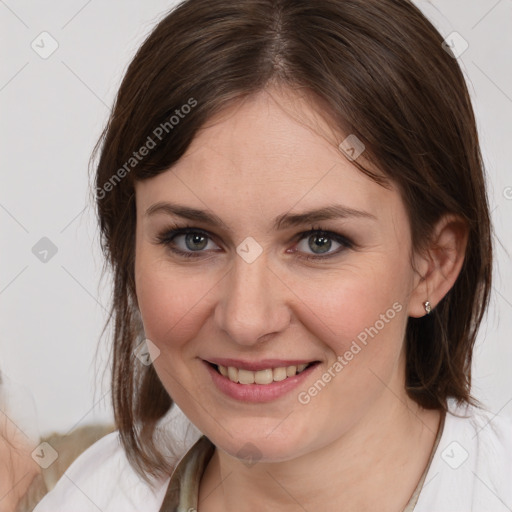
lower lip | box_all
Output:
[204,361,318,403]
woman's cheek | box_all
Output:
[136,266,187,346]
[136,263,217,352]
[293,269,387,337]
[300,278,406,381]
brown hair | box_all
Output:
[91,0,493,480]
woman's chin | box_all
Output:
[209,427,315,465]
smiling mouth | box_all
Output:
[207,361,319,385]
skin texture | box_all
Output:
[134,86,467,511]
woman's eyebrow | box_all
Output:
[145,201,377,231]
[274,205,377,229]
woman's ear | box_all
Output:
[408,214,469,318]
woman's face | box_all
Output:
[134,87,422,462]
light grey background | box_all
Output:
[1,0,511,438]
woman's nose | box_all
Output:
[214,251,291,347]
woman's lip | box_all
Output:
[205,358,316,371]
[203,360,319,403]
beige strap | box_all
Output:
[402,410,446,512]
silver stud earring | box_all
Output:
[423,301,432,315]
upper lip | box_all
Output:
[205,358,317,372]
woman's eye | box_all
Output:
[156,228,220,258]
[293,230,353,260]
[155,226,352,261]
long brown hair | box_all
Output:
[91,0,493,481]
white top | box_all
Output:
[33,399,512,511]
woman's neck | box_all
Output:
[198,391,442,512]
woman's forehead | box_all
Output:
[135,89,394,212]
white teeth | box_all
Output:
[286,365,297,377]
[273,367,287,381]
[254,369,273,385]
[228,366,238,382]
[238,369,255,384]
[216,363,311,385]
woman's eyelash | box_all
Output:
[154,224,214,260]
[154,223,354,261]
[291,225,354,260]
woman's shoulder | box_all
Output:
[444,398,512,466]
[415,399,512,512]
[32,431,170,512]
